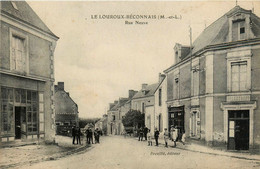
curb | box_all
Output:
[0,144,92,169]
[132,137,260,162]
[175,146,260,162]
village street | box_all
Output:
[16,136,260,169]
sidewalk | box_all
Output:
[0,135,90,169]
[133,136,260,161]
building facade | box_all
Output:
[131,83,158,134]
[0,1,58,142]
[106,90,137,135]
[54,82,79,128]
[164,6,260,151]
[154,73,167,135]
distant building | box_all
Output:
[131,83,159,134]
[95,114,108,135]
[107,90,137,135]
[164,6,260,151]
[0,1,58,143]
[54,82,79,128]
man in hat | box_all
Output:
[154,128,160,146]
[72,126,76,145]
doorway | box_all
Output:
[15,107,26,139]
[228,110,249,150]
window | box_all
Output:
[113,115,115,121]
[142,102,145,113]
[11,36,26,73]
[10,29,28,74]
[173,77,179,99]
[158,89,162,106]
[190,111,200,138]
[231,62,247,92]
[232,19,246,41]
[192,69,199,96]
[158,114,163,132]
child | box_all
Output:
[147,129,152,146]
[181,130,186,145]
[163,128,169,147]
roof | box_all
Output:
[110,98,129,111]
[132,83,159,99]
[0,1,58,39]
[54,90,78,115]
[191,6,260,55]
[154,77,166,93]
[165,6,260,73]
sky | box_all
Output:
[27,0,260,118]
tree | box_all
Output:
[122,110,145,128]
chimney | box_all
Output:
[57,82,64,91]
[142,83,148,91]
[109,103,115,110]
[159,73,166,83]
[114,100,119,104]
[128,90,138,99]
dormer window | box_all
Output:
[232,19,246,41]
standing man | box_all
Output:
[138,127,144,141]
[76,127,81,145]
[89,128,94,144]
[72,126,76,145]
[94,128,100,144]
[154,128,160,146]
[143,126,148,141]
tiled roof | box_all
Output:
[54,90,78,115]
[110,98,129,111]
[132,83,159,99]
[1,1,58,38]
[190,6,260,56]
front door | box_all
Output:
[228,110,249,150]
[235,120,249,150]
[15,107,21,139]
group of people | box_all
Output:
[138,126,149,141]
[139,125,185,148]
[72,126,102,145]
[85,128,102,144]
[72,126,82,145]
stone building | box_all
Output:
[154,73,167,135]
[131,83,159,134]
[54,82,79,128]
[0,1,58,142]
[164,6,260,151]
[106,90,137,135]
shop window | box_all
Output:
[21,90,26,103]
[27,91,31,103]
[15,89,21,103]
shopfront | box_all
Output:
[168,105,185,133]
[0,86,44,142]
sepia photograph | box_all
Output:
[0,0,260,168]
